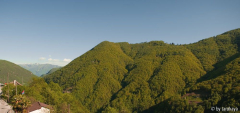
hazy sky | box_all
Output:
[1,0,240,66]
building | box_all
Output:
[27,101,53,113]
[9,80,22,86]
[0,83,2,95]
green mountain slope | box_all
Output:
[40,67,61,77]
[0,60,37,84]
[44,28,240,112]
[46,67,61,74]
[186,29,240,72]
[19,64,61,76]
[45,41,134,112]
[147,53,240,113]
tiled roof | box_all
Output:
[27,101,52,112]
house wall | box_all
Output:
[0,84,2,94]
[29,107,50,113]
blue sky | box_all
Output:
[0,0,240,66]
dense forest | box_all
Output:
[0,60,36,84]
[2,28,240,113]
[40,67,61,77]
[43,28,240,112]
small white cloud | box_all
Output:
[48,58,59,62]
[63,58,72,62]
[39,57,46,60]
[53,59,59,62]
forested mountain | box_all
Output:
[46,67,61,74]
[0,60,37,84]
[19,63,61,76]
[43,28,240,112]
[40,67,61,77]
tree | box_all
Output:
[102,106,119,113]
[11,95,31,113]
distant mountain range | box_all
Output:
[44,28,240,112]
[0,60,36,84]
[19,63,61,76]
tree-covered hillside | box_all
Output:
[40,67,61,77]
[44,28,240,112]
[0,60,37,84]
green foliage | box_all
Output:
[41,67,61,77]
[186,29,240,72]
[25,78,89,112]
[11,95,31,112]
[179,54,240,112]
[102,106,119,113]
[41,28,240,112]
[0,60,36,84]
[1,84,15,100]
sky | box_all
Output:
[0,0,240,66]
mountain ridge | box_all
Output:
[0,60,37,84]
[44,28,240,112]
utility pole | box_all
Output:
[8,72,9,102]
[16,80,17,95]
[68,104,70,113]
